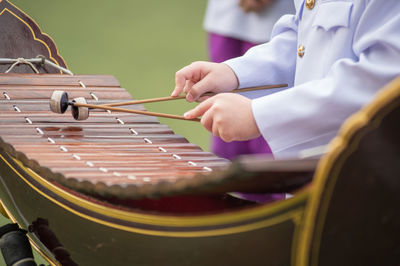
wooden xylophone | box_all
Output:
[0,73,232,200]
[1,1,399,265]
[0,72,312,266]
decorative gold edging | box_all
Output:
[296,76,400,266]
[0,8,58,66]
[10,152,309,227]
[0,199,9,218]
[1,152,308,237]
[0,2,68,71]
[290,209,305,266]
[5,0,69,68]
[29,240,60,266]
[0,199,59,266]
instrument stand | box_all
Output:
[0,223,37,266]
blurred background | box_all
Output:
[1,1,209,264]
[12,0,210,150]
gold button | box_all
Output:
[305,0,315,10]
[298,45,305,58]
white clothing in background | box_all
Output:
[204,0,295,43]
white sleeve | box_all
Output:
[224,14,299,88]
[250,1,400,156]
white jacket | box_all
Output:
[225,0,400,157]
[204,0,295,43]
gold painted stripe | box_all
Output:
[290,210,304,266]
[0,198,9,218]
[1,152,307,236]
[4,151,308,227]
[2,2,69,69]
[296,76,400,266]
[0,200,59,266]
[0,7,67,72]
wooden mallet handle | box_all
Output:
[104,84,288,107]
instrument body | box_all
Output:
[0,71,309,265]
[0,152,305,265]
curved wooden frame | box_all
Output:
[0,0,67,73]
[298,76,400,266]
[0,151,308,265]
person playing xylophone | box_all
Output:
[172,0,400,159]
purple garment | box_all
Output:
[208,32,272,161]
[209,33,256,63]
[208,33,285,203]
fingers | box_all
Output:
[198,102,231,141]
[185,101,218,138]
[172,65,192,96]
[197,95,211,102]
[191,100,217,137]
[186,93,260,143]
[183,97,220,139]
[173,61,238,102]
[211,120,220,139]
[184,97,214,119]
[172,61,206,97]
[200,108,214,134]
[187,77,215,102]
[172,73,185,97]
[183,80,194,95]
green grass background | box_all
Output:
[1,1,209,264]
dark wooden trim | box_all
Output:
[0,0,67,73]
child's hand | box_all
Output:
[172,62,239,102]
[184,93,261,142]
[240,0,274,13]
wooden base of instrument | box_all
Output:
[0,150,306,265]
